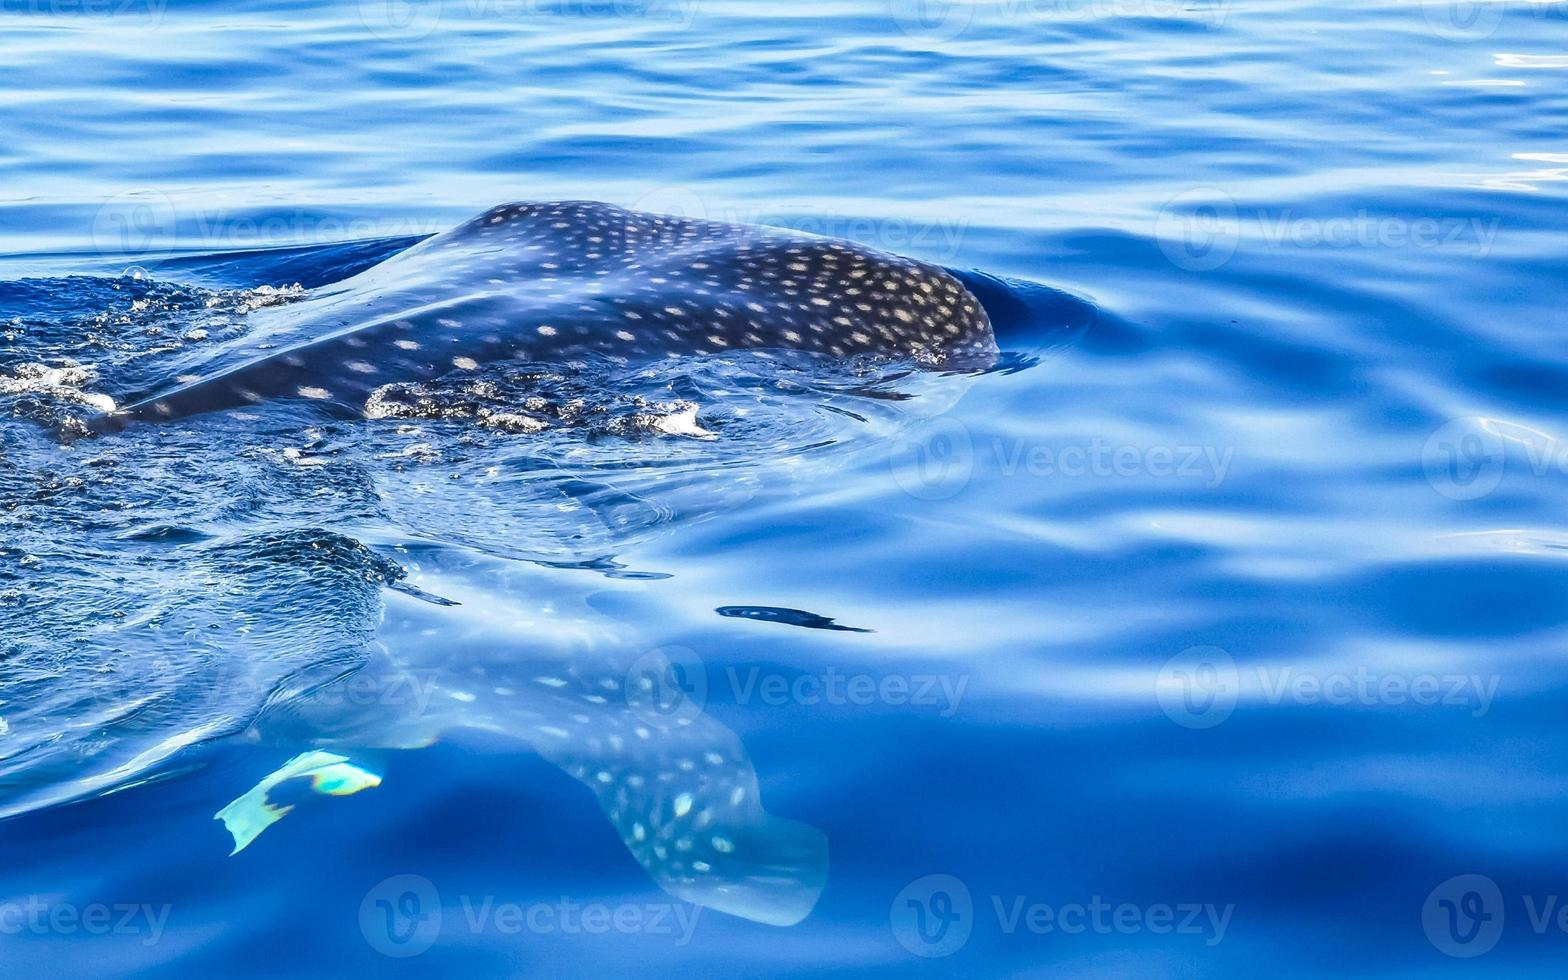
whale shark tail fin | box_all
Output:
[658,811,829,927]
[546,721,830,926]
[523,649,830,927]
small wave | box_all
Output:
[0,361,119,435]
[0,273,306,428]
[0,362,117,414]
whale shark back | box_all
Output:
[105,202,998,427]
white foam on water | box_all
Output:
[0,362,117,414]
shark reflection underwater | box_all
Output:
[97,200,998,429]
[216,540,829,928]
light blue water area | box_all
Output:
[2,0,1568,975]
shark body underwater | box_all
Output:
[97,200,999,428]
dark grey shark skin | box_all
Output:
[104,201,998,426]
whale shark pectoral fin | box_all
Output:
[214,749,382,855]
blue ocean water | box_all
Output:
[3,0,1568,975]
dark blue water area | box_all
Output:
[4,0,1568,976]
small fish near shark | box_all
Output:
[95,201,1000,430]
[716,606,873,633]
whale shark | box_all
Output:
[99,201,998,428]
[0,204,1101,934]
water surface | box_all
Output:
[3,0,1568,975]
